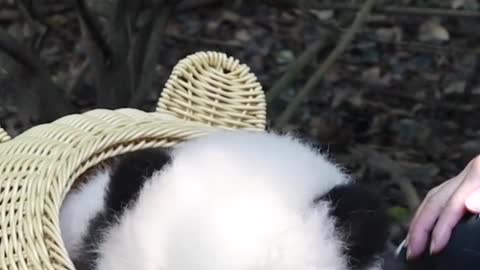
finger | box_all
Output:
[409,181,448,229]
[406,180,454,258]
[410,159,474,234]
[407,161,474,259]
[466,188,480,213]
[409,160,473,229]
[430,159,480,254]
[465,158,480,213]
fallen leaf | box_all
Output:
[361,67,382,84]
[419,19,450,42]
[473,85,480,94]
[275,50,295,64]
[451,0,465,9]
[376,27,403,43]
[452,0,479,9]
[444,81,466,94]
[331,88,351,108]
[361,67,392,86]
[235,29,251,42]
[310,9,334,20]
[221,10,241,23]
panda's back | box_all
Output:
[60,130,390,270]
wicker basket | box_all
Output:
[0,51,267,270]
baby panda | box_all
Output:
[59,130,390,270]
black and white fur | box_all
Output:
[60,130,390,270]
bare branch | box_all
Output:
[75,0,135,109]
[351,146,421,211]
[0,30,75,123]
[108,0,133,61]
[128,10,154,92]
[275,0,377,129]
[130,2,176,108]
[269,0,480,19]
[75,0,112,68]
[0,28,45,73]
[464,54,480,99]
[85,0,222,18]
[314,3,480,19]
[176,0,222,10]
[395,177,421,211]
[16,0,76,50]
[84,0,149,108]
[0,3,74,23]
[167,32,243,48]
[16,0,46,34]
[266,38,333,104]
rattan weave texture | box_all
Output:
[0,51,266,270]
[0,127,10,143]
[158,51,266,130]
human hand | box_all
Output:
[407,156,480,259]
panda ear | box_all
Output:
[316,183,391,269]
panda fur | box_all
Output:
[59,130,390,270]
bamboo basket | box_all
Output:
[0,51,266,270]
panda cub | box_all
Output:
[60,130,390,270]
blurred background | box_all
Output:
[1,0,480,249]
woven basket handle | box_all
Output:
[0,126,10,143]
[156,51,267,131]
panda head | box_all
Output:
[69,130,390,270]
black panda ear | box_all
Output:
[315,183,391,269]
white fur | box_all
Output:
[93,131,357,270]
[60,168,111,259]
